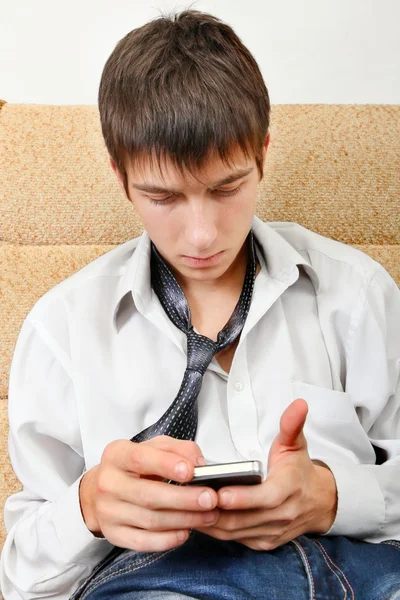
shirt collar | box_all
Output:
[112,215,321,332]
[251,215,321,295]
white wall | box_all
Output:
[1,0,399,105]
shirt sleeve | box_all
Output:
[322,264,400,542]
[0,309,113,599]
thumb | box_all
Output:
[278,398,309,449]
[268,398,309,470]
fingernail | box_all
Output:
[174,461,188,479]
[198,491,213,509]
[220,491,233,507]
[204,511,218,524]
[197,456,207,466]
[177,530,188,541]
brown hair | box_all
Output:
[98,7,270,196]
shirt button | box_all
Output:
[234,381,243,392]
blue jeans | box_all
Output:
[70,531,400,600]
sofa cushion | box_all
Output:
[1,242,398,402]
[1,104,399,245]
[1,102,398,571]
[0,245,116,399]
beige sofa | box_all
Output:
[0,100,399,578]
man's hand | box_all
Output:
[196,398,337,550]
[79,436,220,552]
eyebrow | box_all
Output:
[130,166,254,194]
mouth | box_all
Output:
[181,251,224,267]
[186,252,220,260]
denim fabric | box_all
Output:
[70,532,400,600]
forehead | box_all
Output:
[126,145,253,186]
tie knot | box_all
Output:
[186,329,217,375]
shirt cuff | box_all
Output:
[320,459,386,538]
[53,473,113,565]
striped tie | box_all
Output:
[131,230,258,443]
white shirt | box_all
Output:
[1,215,400,599]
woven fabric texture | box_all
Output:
[0,102,399,556]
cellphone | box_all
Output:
[187,460,264,491]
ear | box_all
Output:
[258,134,270,182]
[262,134,270,163]
[109,157,131,202]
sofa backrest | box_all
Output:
[1,102,399,552]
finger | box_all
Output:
[208,493,301,533]
[118,474,219,512]
[236,520,310,551]
[217,474,293,511]
[235,536,275,551]
[144,436,206,465]
[110,525,191,553]
[104,439,201,483]
[196,520,291,542]
[235,537,262,551]
[278,398,308,450]
[210,508,290,533]
[111,502,220,531]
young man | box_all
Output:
[1,9,400,600]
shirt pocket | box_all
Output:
[289,380,356,423]
[289,380,374,463]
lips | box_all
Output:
[185,253,219,260]
[181,250,224,267]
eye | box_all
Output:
[148,184,242,206]
[215,185,242,197]
[149,195,175,206]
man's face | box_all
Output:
[111,137,269,285]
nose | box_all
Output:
[184,201,218,253]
